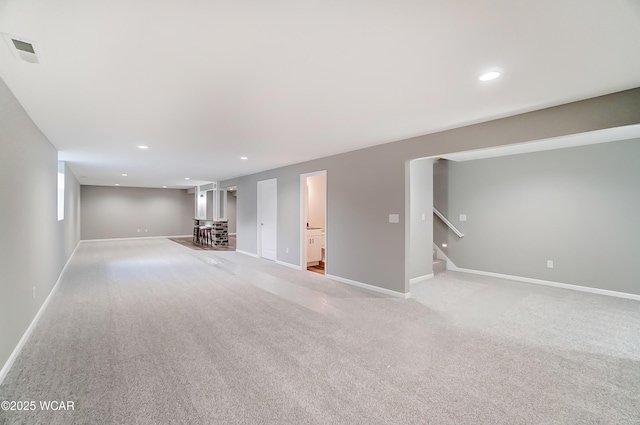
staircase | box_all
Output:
[432,206,462,276]
[433,250,446,275]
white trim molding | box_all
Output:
[236,249,259,258]
[440,245,640,300]
[448,263,640,301]
[410,274,434,285]
[326,274,411,299]
[81,235,191,242]
[0,242,81,386]
[276,260,302,270]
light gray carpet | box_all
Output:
[1,239,639,424]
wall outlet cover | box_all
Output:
[389,214,399,223]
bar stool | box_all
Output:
[193,226,200,244]
[200,226,212,246]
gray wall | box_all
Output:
[224,154,406,292]
[408,158,434,284]
[0,77,81,373]
[441,139,640,295]
[80,186,194,240]
[221,88,640,295]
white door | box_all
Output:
[258,179,277,261]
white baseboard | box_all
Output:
[81,235,191,242]
[0,241,81,386]
[236,249,259,258]
[449,264,640,301]
[276,260,302,270]
[326,274,410,299]
[439,246,640,301]
[229,233,237,236]
[410,273,434,285]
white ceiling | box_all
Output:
[1,0,640,188]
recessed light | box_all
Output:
[138,145,149,150]
[162,186,167,188]
[240,156,248,160]
[121,173,128,177]
[185,177,190,180]
[479,71,501,81]
[115,184,120,186]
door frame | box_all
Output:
[257,178,277,260]
[300,170,327,273]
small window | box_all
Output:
[57,161,65,221]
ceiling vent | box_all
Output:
[2,33,42,64]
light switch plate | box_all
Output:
[389,214,399,223]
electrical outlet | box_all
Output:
[137,229,140,232]
[459,214,467,222]
[547,260,554,268]
[421,213,426,221]
[286,247,289,253]
[32,287,36,299]
[145,229,148,232]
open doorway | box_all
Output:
[300,171,327,274]
[217,186,237,250]
[226,186,237,237]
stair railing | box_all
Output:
[433,207,464,238]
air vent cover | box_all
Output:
[2,33,41,64]
[12,39,35,54]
